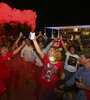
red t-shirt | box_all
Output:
[85,91,90,100]
[0,52,14,79]
[39,54,63,87]
[53,41,67,48]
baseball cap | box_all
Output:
[78,48,90,58]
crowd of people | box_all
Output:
[0,31,90,100]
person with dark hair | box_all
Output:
[20,38,35,84]
[10,32,24,99]
[59,35,80,98]
[59,48,90,100]
[60,35,79,81]
[36,31,48,47]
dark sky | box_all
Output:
[0,0,90,32]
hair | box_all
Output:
[38,41,44,45]
[0,43,7,50]
[68,45,76,51]
[47,46,62,61]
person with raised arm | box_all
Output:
[11,32,23,51]
[60,35,79,81]
[0,40,25,100]
[29,32,65,100]
[59,48,90,100]
[10,32,25,98]
[77,37,84,51]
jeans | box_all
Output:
[64,69,76,81]
[64,69,77,93]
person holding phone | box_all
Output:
[29,32,65,100]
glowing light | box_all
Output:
[73,28,78,32]
[75,35,80,39]
[70,35,74,40]
[45,25,90,30]
[82,31,90,35]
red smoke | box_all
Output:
[0,2,37,31]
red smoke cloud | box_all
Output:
[0,2,37,31]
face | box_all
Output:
[26,39,31,46]
[0,47,8,56]
[79,55,88,65]
[48,48,54,57]
[38,37,43,41]
[70,47,75,54]
[54,37,58,41]
[39,42,44,49]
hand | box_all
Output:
[76,81,87,90]
[77,38,81,43]
[23,36,26,39]
[33,60,37,65]
[39,32,42,36]
[60,72,65,80]
[51,40,54,43]
[22,40,26,45]
[60,35,63,41]
[19,32,23,37]
[59,84,64,89]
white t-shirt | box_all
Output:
[21,45,34,62]
[64,51,79,72]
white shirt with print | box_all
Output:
[64,51,79,72]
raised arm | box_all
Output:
[12,32,23,50]
[77,38,84,51]
[41,34,47,40]
[36,32,42,39]
[32,39,44,58]
[29,32,44,58]
[13,40,25,55]
[43,40,54,53]
[36,32,47,40]
[60,35,68,53]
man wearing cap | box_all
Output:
[59,48,90,100]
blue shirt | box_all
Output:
[64,66,90,100]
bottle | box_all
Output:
[78,77,83,83]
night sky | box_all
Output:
[0,0,90,32]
